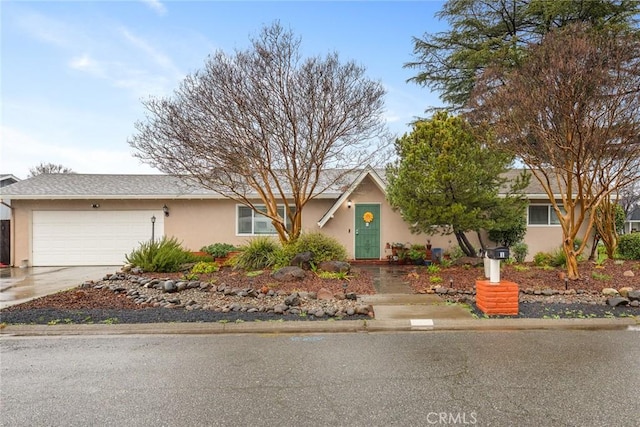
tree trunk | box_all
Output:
[563,239,580,279]
[454,230,476,257]
[588,234,600,261]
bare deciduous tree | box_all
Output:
[129,22,390,243]
[468,23,640,279]
[28,162,74,177]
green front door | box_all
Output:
[354,204,380,259]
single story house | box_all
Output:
[0,167,581,267]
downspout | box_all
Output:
[1,200,14,266]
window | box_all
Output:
[237,204,295,235]
[528,204,564,226]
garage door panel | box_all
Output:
[32,211,164,266]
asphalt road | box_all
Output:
[2,331,639,426]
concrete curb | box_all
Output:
[1,317,637,337]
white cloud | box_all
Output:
[69,53,104,76]
[141,0,167,16]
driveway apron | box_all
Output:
[0,266,119,309]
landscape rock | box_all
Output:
[284,293,301,307]
[627,290,640,301]
[163,281,177,293]
[271,266,306,282]
[316,288,334,301]
[606,297,629,307]
[618,287,633,298]
[622,270,635,277]
[317,261,351,273]
[289,251,314,270]
[273,304,288,314]
[601,288,619,297]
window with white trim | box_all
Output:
[528,204,564,226]
[237,204,295,235]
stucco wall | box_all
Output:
[9,183,587,266]
[320,176,479,258]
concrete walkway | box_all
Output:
[360,293,474,321]
[356,265,474,322]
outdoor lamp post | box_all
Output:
[151,215,156,243]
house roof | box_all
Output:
[0,174,210,200]
[0,172,352,200]
[0,168,560,201]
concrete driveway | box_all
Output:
[0,266,120,309]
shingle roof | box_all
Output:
[0,169,556,200]
[0,173,349,200]
[0,174,219,199]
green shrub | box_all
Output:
[618,233,640,260]
[190,261,220,274]
[512,242,528,263]
[427,264,441,274]
[234,237,282,270]
[549,248,566,267]
[448,246,466,261]
[408,244,426,262]
[125,237,196,272]
[200,243,237,258]
[317,271,351,280]
[283,232,348,264]
[488,216,527,248]
[533,252,552,267]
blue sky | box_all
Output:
[2,1,446,179]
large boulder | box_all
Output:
[317,261,351,273]
[290,251,314,270]
[271,266,306,282]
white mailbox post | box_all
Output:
[485,247,510,284]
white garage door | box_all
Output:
[32,210,164,266]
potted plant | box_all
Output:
[408,244,426,265]
[390,242,406,263]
